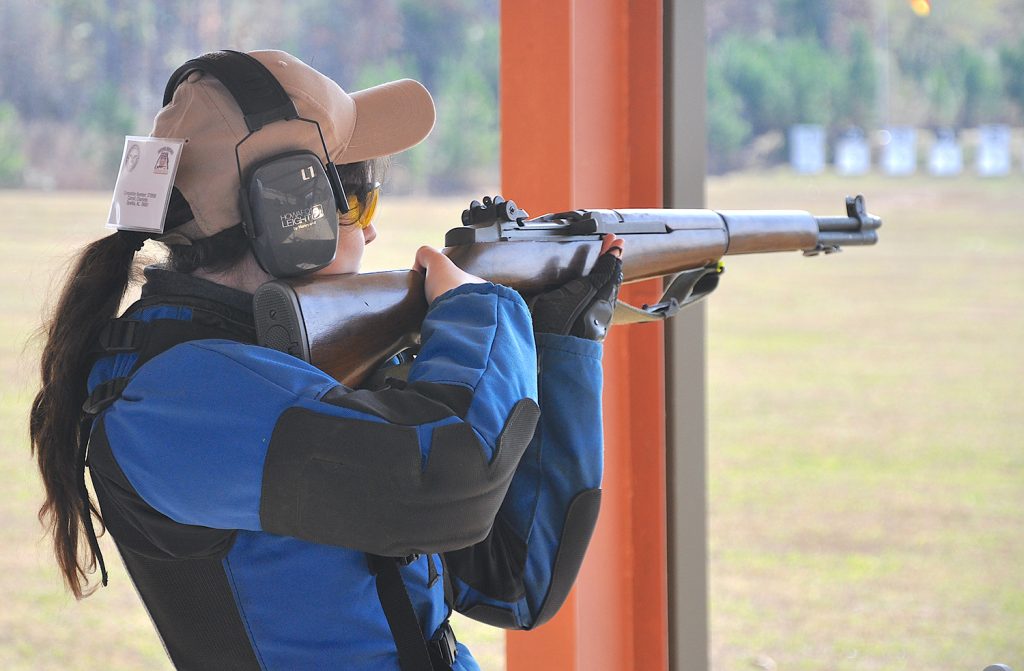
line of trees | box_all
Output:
[708,0,1024,172]
[2,0,1023,187]
[0,0,499,191]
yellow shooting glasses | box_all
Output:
[343,183,380,229]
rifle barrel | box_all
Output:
[716,210,819,255]
[817,231,879,246]
[816,215,883,232]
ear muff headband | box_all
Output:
[163,49,297,132]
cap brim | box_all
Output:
[336,79,435,164]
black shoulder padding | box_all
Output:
[530,488,602,629]
[321,381,473,424]
[443,512,527,602]
[260,398,541,557]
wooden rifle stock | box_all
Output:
[253,195,881,386]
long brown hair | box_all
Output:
[31,160,381,598]
[30,233,140,598]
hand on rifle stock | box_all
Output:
[413,245,487,303]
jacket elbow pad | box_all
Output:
[259,398,540,556]
[456,487,602,630]
[528,487,602,628]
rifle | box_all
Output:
[253,195,881,387]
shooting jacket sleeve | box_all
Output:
[443,332,604,630]
[91,283,540,557]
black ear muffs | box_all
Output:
[165,50,348,278]
[240,151,340,277]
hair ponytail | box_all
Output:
[30,232,141,598]
[31,158,381,599]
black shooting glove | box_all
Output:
[530,250,624,341]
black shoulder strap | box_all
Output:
[77,416,108,586]
[367,554,456,671]
[368,554,434,671]
[162,49,297,132]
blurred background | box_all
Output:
[1,0,1021,669]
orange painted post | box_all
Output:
[501,1,669,670]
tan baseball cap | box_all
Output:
[151,49,435,242]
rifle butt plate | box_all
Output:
[254,281,312,362]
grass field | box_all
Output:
[706,173,1023,669]
[1,173,1021,669]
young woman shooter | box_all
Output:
[30,49,624,671]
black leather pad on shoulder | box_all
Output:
[260,398,540,556]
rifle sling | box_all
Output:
[611,263,723,324]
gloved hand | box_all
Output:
[530,235,625,341]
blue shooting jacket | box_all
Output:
[85,268,604,670]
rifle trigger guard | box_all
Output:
[611,262,723,325]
